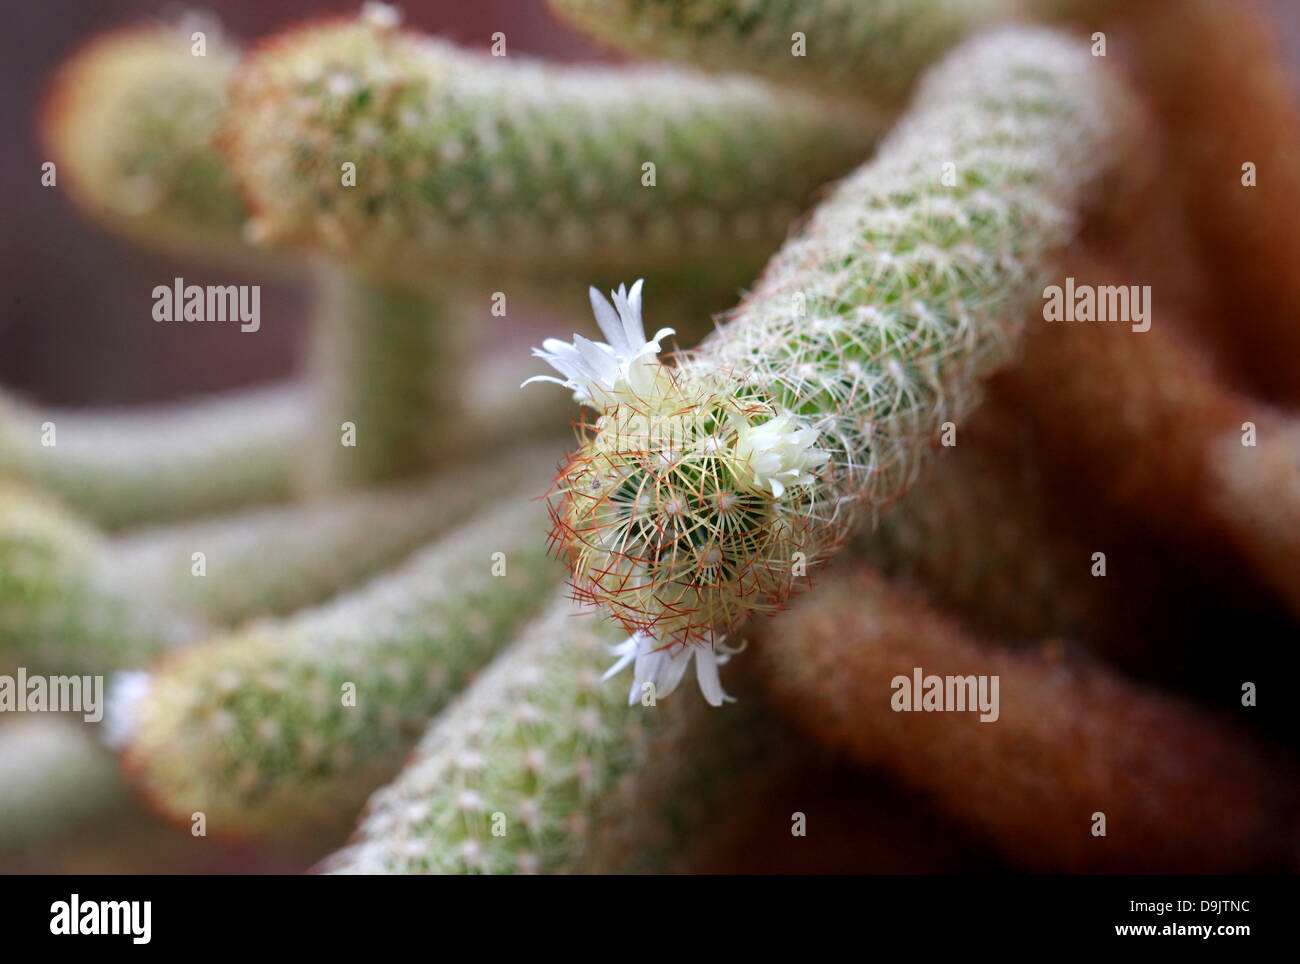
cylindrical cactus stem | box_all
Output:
[0,718,132,855]
[753,563,1297,872]
[223,8,882,295]
[41,19,254,263]
[300,271,475,491]
[122,493,560,840]
[0,483,200,679]
[0,352,565,529]
[323,593,794,875]
[109,443,559,627]
[536,28,1134,699]
[39,19,492,495]
[999,247,1300,622]
[0,385,304,529]
[549,0,1015,106]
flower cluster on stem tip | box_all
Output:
[527,280,827,706]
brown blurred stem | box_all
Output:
[754,562,1298,872]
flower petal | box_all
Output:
[588,286,627,349]
[693,646,735,707]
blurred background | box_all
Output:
[1,0,618,406]
[2,0,1297,405]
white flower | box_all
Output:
[731,411,829,498]
[522,279,675,410]
[603,631,737,707]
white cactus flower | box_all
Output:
[522,279,675,410]
[731,411,829,498]
[603,631,736,707]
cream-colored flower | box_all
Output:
[603,631,736,707]
[522,279,675,410]
[731,411,828,498]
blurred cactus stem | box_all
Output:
[122,492,560,838]
[549,0,1015,106]
[1,446,563,678]
[754,563,1295,872]
[301,270,475,491]
[0,353,563,528]
[0,483,200,679]
[110,443,559,627]
[40,18,497,493]
[0,718,132,854]
[324,593,792,874]
[42,18,252,262]
[0,386,303,529]
[540,28,1135,681]
[857,393,1108,646]
[223,6,882,297]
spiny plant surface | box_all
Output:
[324,593,790,874]
[536,28,1132,698]
[122,494,559,836]
[223,9,881,288]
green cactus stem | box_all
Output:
[549,0,1014,106]
[0,385,304,529]
[323,593,793,874]
[109,443,559,627]
[42,21,251,262]
[223,9,882,295]
[0,483,200,679]
[0,348,567,528]
[0,718,131,855]
[122,492,560,839]
[300,271,476,491]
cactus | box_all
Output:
[324,593,792,874]
[998,247,1300,623]
[535,28,1133,700]
[300,271,475,490]
[0,718,131,854]
[122,492,560,838]
[42,21,250,262]
[0,483,200,678]
[223,10,882,297]
[8,0,1293,879]
[548,0,1016,106]
[857,391,1108,646]
[0,385,304,529]
[40,20,507,493]
[108,444,558,628]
